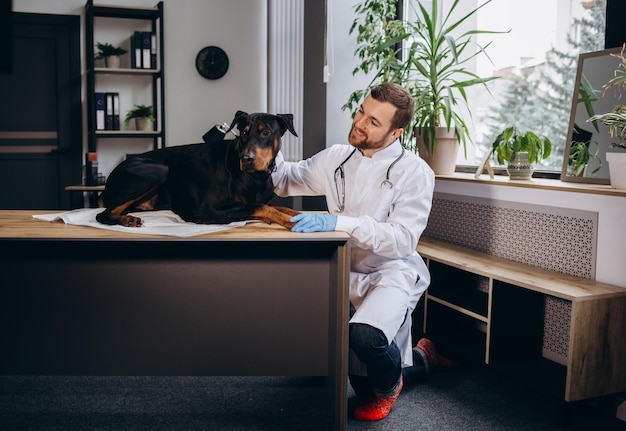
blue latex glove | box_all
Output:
[291,214,337,233]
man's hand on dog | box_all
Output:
[290,214,337,233]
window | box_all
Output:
[403,0,606,172]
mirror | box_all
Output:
[561,47,623,184]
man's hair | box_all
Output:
[369,83,415,131]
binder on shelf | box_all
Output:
[105,92,114,130]
[131,31,142,69]
[112,92,120,130]
[150,33,157,69]
[141,31,151,69]
[95,92,106,130]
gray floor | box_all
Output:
[1,364,624,431]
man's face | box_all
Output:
[348,95,402,152]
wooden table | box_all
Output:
[0,211,350,430]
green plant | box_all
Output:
[587,44,626,151]
[343,0,418,147]
[576,74,601,133]
[588,105,626,151]
[344,0,503,155]
[95,42,127,59]
[124,104,155,125]
[491,126,552,165]
[568,139,601,176]
[411,0,502,157]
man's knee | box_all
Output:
[349,323,388,359]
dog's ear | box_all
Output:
[227,111,248,134]
[276,114,298,137]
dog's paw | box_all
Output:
[120,215,143,227]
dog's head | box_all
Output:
[227,111,298,173]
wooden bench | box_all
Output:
[417,237,626,402]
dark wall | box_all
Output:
[0,0,12,74]
[605,0,626,49]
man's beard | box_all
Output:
[348,125,387,151]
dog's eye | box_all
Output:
[261,130,271,138]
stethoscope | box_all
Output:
[333,146,405,213]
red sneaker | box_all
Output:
[353,377,403,421]
[416,338,459,371]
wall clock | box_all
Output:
[195,46,229,80]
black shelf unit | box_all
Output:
[84,0,165,153]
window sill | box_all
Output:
[436,172,626,197]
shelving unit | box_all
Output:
[85,0,165,151]
[418,237,626,402]
[67,1,164,207]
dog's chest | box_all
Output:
[238,173,273,203]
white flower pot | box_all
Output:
[606,152,626,189]
[135,117,152,131]
[415,127,459,175]
[104,55,120,68]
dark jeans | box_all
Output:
[349,322,427,399]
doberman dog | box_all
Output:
[95,111,300,229]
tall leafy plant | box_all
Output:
[411,0,501,156]
[344,0,503,156]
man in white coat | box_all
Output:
[272,83,458,421]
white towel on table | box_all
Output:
[33,208,250,237]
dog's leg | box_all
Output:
[97,158,169,227]
[271,205,300,218]
[96,186,159,227]
[251,205,300,229]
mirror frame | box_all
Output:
[561,46,623,184]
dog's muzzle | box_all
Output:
[240,156,276,174]
[240,155,259,173]
[240,155,276,174]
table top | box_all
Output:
[0,210,350,242]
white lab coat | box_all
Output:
[272,141,435,372]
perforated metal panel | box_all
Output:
[424,193,597,278]
[423,192,598,365]
[542,296,572,365]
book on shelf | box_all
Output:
[112,92,120,130]
[105,93,113,130]
[95,92,106,130]
[131,31,142,69]
[151,33,157,69]
[141,31,152,69]
[85,152,98,186]
[104,92,120,131]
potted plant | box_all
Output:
[491,126,552,180]
[344,0,502,175]
[588,106,626,187]
[411,0,501,174]
[586,44,626,188]
[95,42,127,68]
[568,140,603,177]
[125,104,155,131]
